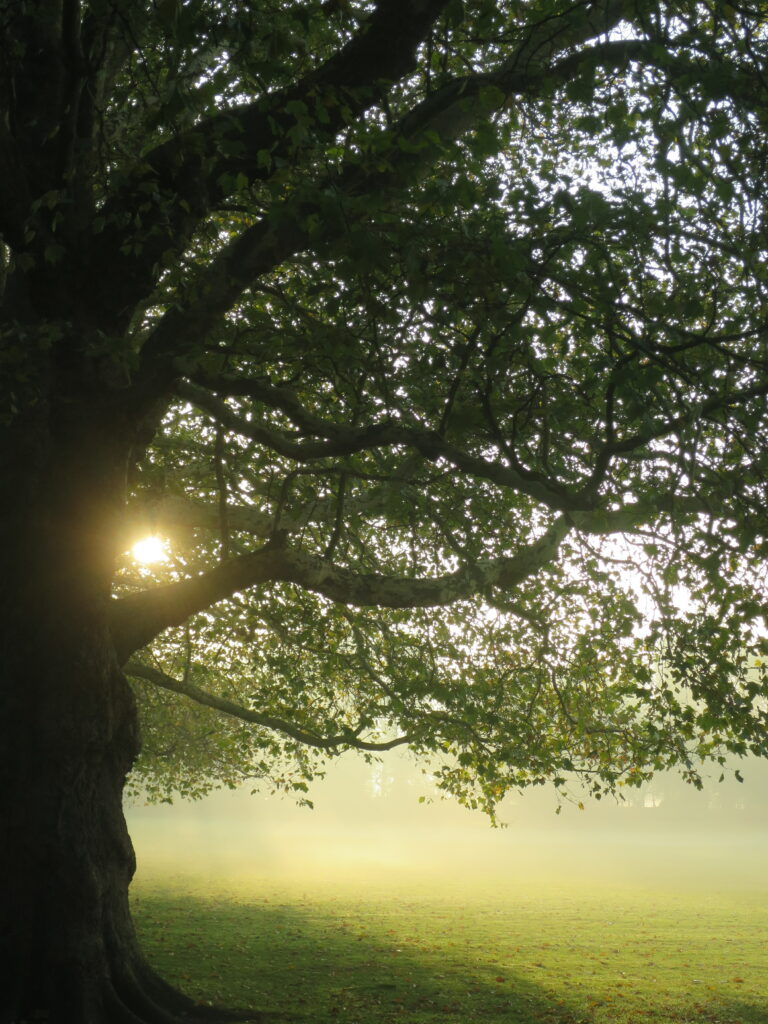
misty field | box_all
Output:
[132,878,767,1024]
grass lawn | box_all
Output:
[131,876,767,1024]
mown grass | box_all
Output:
[131,876,767,1024]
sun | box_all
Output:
[131,536,170,565]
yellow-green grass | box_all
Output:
[132,877,767,1024]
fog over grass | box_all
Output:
[127,750,768,899]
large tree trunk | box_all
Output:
[0,414,252,1024]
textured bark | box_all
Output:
[0,416,254,1024]
[0,614,142,1022]
[0,642,251,1024]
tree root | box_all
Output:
[11,964,265,1024]
[108,963,264,1024]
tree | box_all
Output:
[2,0,768,1020]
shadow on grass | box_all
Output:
[701,1004,768,1024]
[132,889,767,1024]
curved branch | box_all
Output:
[92,0,452,324]
[580,376,768,503]
[112,494,713,662]
[175,379,584,511]
[126,0,638,411]
[143,0,452,190]
[111,543,286,661]
[126,659,410,752]
[111,517,572,660]
[178,372,766,511]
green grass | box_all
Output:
[131,877,768,1024]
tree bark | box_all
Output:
[0,415,252,1023]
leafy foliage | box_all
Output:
[4,0,768,814]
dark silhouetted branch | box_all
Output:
[126,659,410,752]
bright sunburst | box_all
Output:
[132,536,170,565]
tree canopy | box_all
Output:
[5,0,768,816]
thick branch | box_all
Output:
[125,660,410,752]
[142,0,452,191]
[112,493,714,663]
[111,517,572,660]
[91,0,451,326]
[111,543,287,661]
[127,0,639,411]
